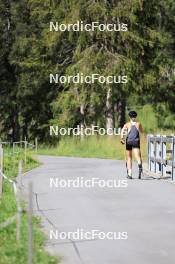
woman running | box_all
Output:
[120,111,144,179]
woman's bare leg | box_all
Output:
[126,150,132,177]
[133,148,142,164]
[133,148,142,178]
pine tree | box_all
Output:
[0,0,174,141]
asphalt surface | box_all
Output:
[22,156,175,264]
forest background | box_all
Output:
[0,0,175,144]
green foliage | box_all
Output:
[39,135,126,159]
[132,104,158,133]
[39,135,147,160]
[0,0,175,141]
[156,103,175,130]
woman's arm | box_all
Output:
[120,123,128,144]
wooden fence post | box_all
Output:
[24,139,27,167]
[13,142,16,155]
[16,160,23,241]
[28,182,33,264]
[172,137,175,181]
[18,160,23,187]
[35,138,38,153]
[0,144,3,198]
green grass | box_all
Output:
[39,104,174,161]
[0,148,59,264]
[39,135,148,161]
[136,105,158,133]
[135,104,175,134]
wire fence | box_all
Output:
[0,140,37,264]
[0,138,38,157]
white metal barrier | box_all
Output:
[147,135,175,180]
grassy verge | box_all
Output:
[38,104,174,160]
[0,148,59,264]
[39,136,148,161]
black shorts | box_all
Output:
[126,140,140,150]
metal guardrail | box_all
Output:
[147,135,175,180]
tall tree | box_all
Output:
[0,0,174,142]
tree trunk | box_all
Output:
[117,100,126,128]
[22,120,28,140]
[80,104,85,140]
[12,114,20,141]
[106,88,114,134]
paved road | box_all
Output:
[22,156,175,264]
